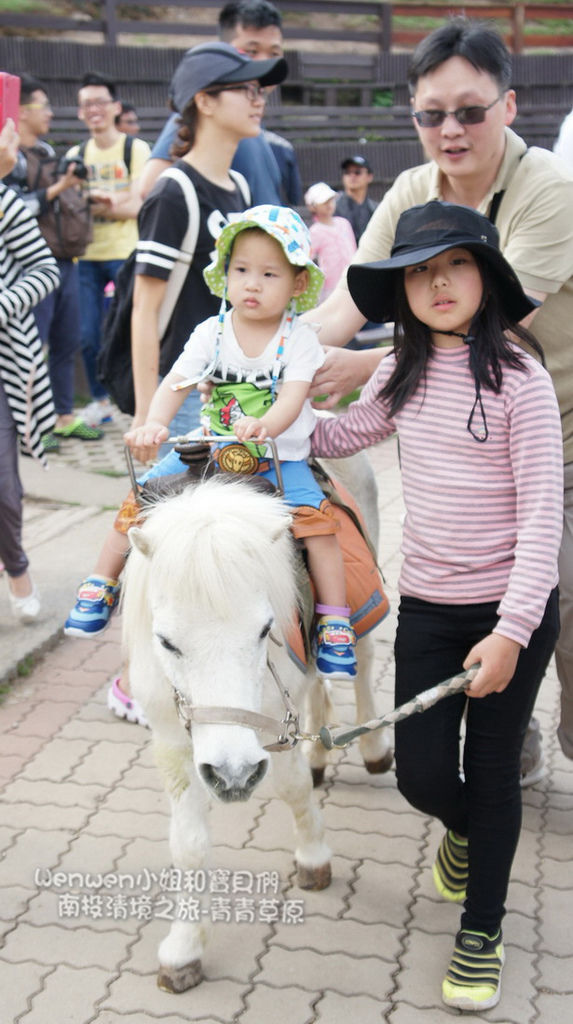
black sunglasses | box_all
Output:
[412,95,503,128]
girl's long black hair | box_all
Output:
[378,257,545,418]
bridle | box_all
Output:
[171,632,307,752]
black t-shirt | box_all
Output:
[135,160,248,375]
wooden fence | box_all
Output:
[1,0,573,53]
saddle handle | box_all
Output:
[124,433,284,496]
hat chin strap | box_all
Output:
[434,329,475,343]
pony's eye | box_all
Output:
[259,620,272,641]
[157,634,182,657]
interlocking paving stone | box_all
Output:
[268,914,401,962]
[2,922,133,969]
[0,960,54,1023]
[19,963,111,1024]
[315,990,392,1023]
[2,777,108,809]
[101,968,246,1018]
[239,982,321,1024]
[537,886,573,955]
[258,945,395,999]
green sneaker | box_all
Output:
[41,432,60,454]
[433,829,468,902]
[53,416,103,441]
[442,928,504,1010]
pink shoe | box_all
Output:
[107,676,148,727]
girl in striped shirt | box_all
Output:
[311,200,563,1013]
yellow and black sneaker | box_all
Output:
[433,829,468,902]
[442,928,505,1010]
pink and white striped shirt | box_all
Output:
[311,344,563,647]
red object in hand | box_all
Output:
[0,73,21,130]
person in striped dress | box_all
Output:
[311,200,563,1013]
[0,119,60,622]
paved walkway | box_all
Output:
[0,414,572,1023]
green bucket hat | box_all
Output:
[203,204,324,313]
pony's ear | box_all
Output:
[128,526,153,558]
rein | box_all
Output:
[171,652,479,753]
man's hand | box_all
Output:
[463,633,522,697]
[310,346,385,410]
[124,420,169,465]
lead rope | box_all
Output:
[307,664,480,750]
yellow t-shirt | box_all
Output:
[67,134,150,261]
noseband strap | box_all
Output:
[172,652,301,752]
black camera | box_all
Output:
[57,154,88,180]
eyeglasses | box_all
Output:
[206,83,267,102]
[79,99,114,111]
[23,102,52,111]
[412,95,503,128]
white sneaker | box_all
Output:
[81,399,113,428]
[9,581,41,623]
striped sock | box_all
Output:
[433,829,468,902]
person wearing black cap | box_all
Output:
[139,0,296,204]
[335,154,377,245]
[311,200,562,1013]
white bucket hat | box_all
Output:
[204,204,324,313]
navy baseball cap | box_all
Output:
[341,154,372,172]
[169,41,288,113]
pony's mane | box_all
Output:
[122,477,298,648]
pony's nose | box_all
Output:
[199,758,268,801]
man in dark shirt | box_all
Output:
[335,155,377,244]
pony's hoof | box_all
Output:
[157,959,203,992]
[296,860,332,890]
[311,766,326,788]
[364,749,394,774]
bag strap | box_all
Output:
[228,168,251,205]
[157,166,200,339]
[123,134,134,175]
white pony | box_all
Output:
[123,468,390,992]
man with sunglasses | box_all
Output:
[305,17,573,781]
[336,154,377,244]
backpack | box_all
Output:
[97,166,250,416]
[23,145,92,260]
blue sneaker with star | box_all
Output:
[64,575,120,637]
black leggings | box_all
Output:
[394,590,559,935]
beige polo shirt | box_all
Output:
[348,128,573,462]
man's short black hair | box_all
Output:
[19,73,47,104]
[407,17,512,96]
[80,71,117,99]
[218,0,282,39]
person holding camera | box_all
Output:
[3,74,102,451]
